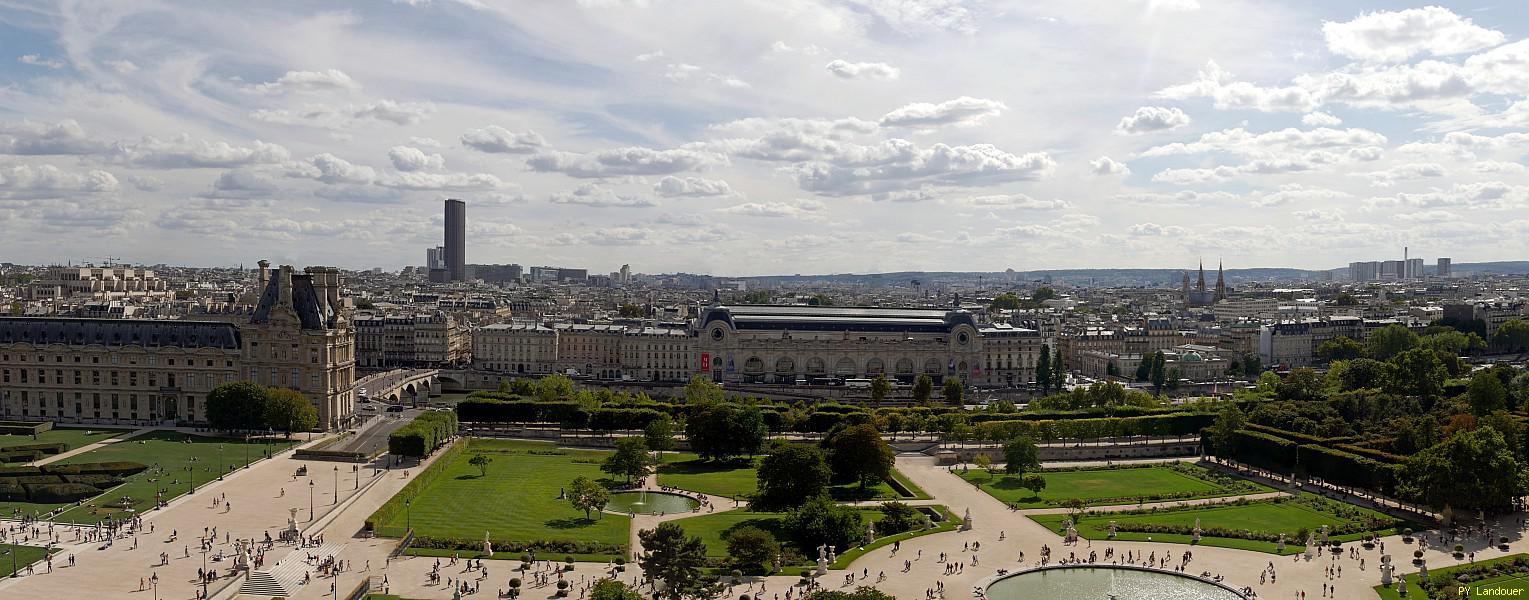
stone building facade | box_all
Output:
[0,262,358,430]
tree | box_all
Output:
[754,442,832,510]
[591,580,644,600]
[876,501,921,534]
[989,293,1022,311]
[807,294,834,306]
[1166,367,1181,391]
[1207,404,1245,459]
[568,476,610,519]
[206,381,269,431]
[1399,427,1528,513]
[1134,354,1151,382]
[1255,371,1281,395]
[1469,369,1509,416]
[869,374,891,407]
[1051,351,1065,392]
[1366,324,1419,360]
[263,388,318,437]
[911,375,934,405]
[1002,435,1040,475]
[782,495,864,553]
[683,375,726,405]
[1036,345,1052,391]
[942,378,964,406]
[1422,330,1487,356]
[687,403,767,462]
[638,522,719,600]
[1020,472,1047,497]
[1242,353,1263,377]
[618,303,645,318]
[1031,286,1057,303]
[1316,336,1365,362]
[602,437,655,483]
[536,374,576,402]
[826,424,894,490]
[723,526,779,573]
[1493,319,1529,353]
[972,453,992,476]
[1333,292,1358,306]
[1149,351,1167,396]
[468,452,493,477]
[1385,347,1447,398]
[1276,368,1324,401]
[1337,358,1388,391]
[645,416,676,462]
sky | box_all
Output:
[2,1,1529,276]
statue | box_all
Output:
[863,521,876,546]
[817,545,827,561]
[1319,525,1329,545]
[1192,518,1202,542]
[815,544,828,576]
[1065,522,1078,544]
[1276,534,1285,553]
[1379,554,1394,586]
[828,546,836,564]
[1304,532,1316,559]
[483,531,493,558]
[1419,560,1428,580]
[961,508,973,532]
[1108,520,1117,539]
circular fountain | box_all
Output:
[984,566,1244,600]
[604,490,700,515]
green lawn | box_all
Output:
[657,452,929,502]
[669,505,957,568]
[1374,554,1529,599]
[959,464,1268,508]
[1029,496,1400,555]
[0,544,53,576]
[378,438,630,559]
[0,427,123,463]
[0,430,294,523]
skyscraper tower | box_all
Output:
[444,199,466,282]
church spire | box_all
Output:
[1196,259,1206,292]
[1215,260,1227,301]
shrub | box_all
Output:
[0,481,24,501]
[389,411,458,457]
[24,482,102,503]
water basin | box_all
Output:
[605,491,700,515]
[986,566,1244,600]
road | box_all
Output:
[331,408,425,455]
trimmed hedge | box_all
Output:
[1232,429,1298,472]
[25,482,101,503]
[367,438,466,532]
[45,462,148,476]
[389,411,458,458]
[1297,444,1400,494]
[0,442,67,455]
[0,421,52,435]
[972,413,1214,442]
[411,536,623,557]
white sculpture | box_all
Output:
[1192,518,1202,542]
[1379,554,1394,586]
[483,531,493,558]
[815,544,828,576]
[961,508,973,531]
[1276,534,1285,553]
[1107,521,1117,539]
[1304,532,1316,559]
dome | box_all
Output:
[1181,352,1204,362]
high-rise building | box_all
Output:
[1436,258,1452,277]
[1405,258,1423,279]
[1348,261,1379,281]
[425,246,445,270]
[444,199,466,282]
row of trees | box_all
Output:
[206,381,319,436]
[1035,345,1065,394]
[753,423,895,510]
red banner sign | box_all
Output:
[700,353,710,371]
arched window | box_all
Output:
[895,358,915,374]
[806,357,826,374]
[923,358,941,374]
[743,356,765,375]
[834,357,857,376]
[866,358,885,374]
[774,356,795,374]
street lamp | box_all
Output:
[150,572,159,600]
[217,445,224,480]
[404,498,412,532]
[353,465,359,490]
[333,466,339,505]
[200,546,209,598]
[309,480,315,521]
[244,434,250,469]
[188,457,198,494]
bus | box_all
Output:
[844,378,872,389]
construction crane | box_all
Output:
[86,256,122,267]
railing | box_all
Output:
[390,528,415,559]
[342,576,373,600]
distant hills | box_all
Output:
[731,261,1529,288]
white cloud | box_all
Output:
[895,232,939,244]
[1155,60,1319,113]
[654,175,734,197]
[791,142,1055,196]
[292,153,376,185]
[1301,112,1342,127]
[1147,0,1199,11]
[1355,163,1446,187]
[460,126,546,154]
[0,120,110,155]
[871,189,936,203]
[843,0,979,35]
[548,183,658,208]
[104,59,137,74]
[825,60,901,81]
[1126,222,1190,237]
[378,171,504,191]
[113,135,291,168]
[207,169,278,197]
[1463,40,1529,95]
[528,146,726,178]
[0,164,118,199]
[1115,106,1191,134]
[387,146,445,172]
[1322,6,1504,63]
[550,227,654,246]
[962,194,1070,210]
[248,69,360,94]
[1089,156,1130,176]
[1141,127,1387,158]
[879,97,1007,128]
[717,200,824,219]
[251,100,435,127]
[17,54,66,69]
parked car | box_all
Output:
[386,405,404,413]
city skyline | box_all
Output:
[2,2,1529,275]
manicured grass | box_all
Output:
[0,544,53,576]
[0,426,122,463]
[1374,554,1529,599]
[670,505,960,569]
[657,452,927,502]
[1028,496,1398,555]
[379,438,629,559]
[404,547,614,563]
[0,430,294,523]
[959,464,1268,508]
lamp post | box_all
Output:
[217,445,224,480]
[353,465,359,490]
[188,457,198,494]
[404,498,412,532]
[308,480,315,521]
[333,466,339,505]
[244,434,250,469]
[150,572,159,600]
[200,546,209,598]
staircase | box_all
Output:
[239,542,348,597]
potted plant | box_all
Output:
[1402,528,1414,543]
[565,556,575,571]
[556,580,570,597]
[615,557,626,572]
[509,578,522,598]
[1455,544,1465,558]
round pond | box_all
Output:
[986,566,1244,600]
[605,491,699,515]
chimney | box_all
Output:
[258,260,270,290]
[278,265,294,308]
